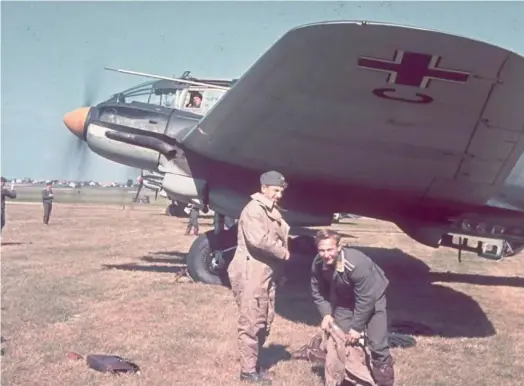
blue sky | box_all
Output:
[1,1,523,182]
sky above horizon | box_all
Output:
[1,1,523,182]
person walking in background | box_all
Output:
[42,181,54,225]
[1,177,17,233]
[184,203,200,235]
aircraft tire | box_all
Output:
[289,235,317,256]
[165,203,188,217]
[186,232,230,286]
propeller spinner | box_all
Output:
[63,107,91,139]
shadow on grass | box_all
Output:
[101,251,188,274]
[259,343,292,370]
[275,247,507,339]
[102,263,187,274]
[100,245,522,339]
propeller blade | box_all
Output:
[60,136,91,180]
[83,65,102,106]
[133,170,144,203]
[134,182,143,203]
[62,66,102,180]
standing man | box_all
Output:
[41,181,54,225]
[1,177,17,233]
[310,229,395,386]
[184,203,200,236]
[227,170,291,385]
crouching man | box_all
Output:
[310,229,395,386]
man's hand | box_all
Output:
[345,329,361,345]
[282,250,291,260]
[321,315,334,331]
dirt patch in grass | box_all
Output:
[1,203,523,385]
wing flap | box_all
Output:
[455,52,524,187]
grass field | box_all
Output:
[1,203,523,386]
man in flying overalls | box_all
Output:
[227,170,291,384]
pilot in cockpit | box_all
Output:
[185,92,202,108]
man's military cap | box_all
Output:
[260,170,287,187]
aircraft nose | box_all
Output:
[63,107,91,139]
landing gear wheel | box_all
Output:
[289,235,317,256]
[165,203,187,217]
[186,232,232,286]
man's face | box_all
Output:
[261,184,284,203]
[317,237,341,266]
[193,96,202,107]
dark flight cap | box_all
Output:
[260,170,287,187]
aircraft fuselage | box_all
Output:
[80,100,524,259]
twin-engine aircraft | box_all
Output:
[63,21,524,286]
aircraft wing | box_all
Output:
[180,21,524,206]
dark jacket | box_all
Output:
[310,247,389,333]
[42,188,54,203]
[1,187,17,210]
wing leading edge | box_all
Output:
[181,21,524,205]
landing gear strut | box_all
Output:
[186,212,237,286]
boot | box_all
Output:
[256,330,277,376]
[240,372,272,385]
[371,357,395,386]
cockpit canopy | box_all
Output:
[102,72,236,114]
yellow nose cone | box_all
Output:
[63,107,90,139]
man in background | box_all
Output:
[42,181,54,225]
[184,203,199,236]
[1,177,17,233]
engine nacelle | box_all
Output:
[86,123,161,170]
[142,172,164,192]
[161,171,207,208]
[82,102,200,171]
